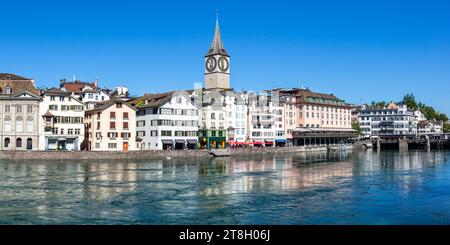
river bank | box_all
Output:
[0,145,355,160]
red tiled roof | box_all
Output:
[62,81,96,93]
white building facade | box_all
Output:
[229,92,248,142]
[135,91,199,150]
[359,103,418,137]
[39,88,85,151]
[246,91,282,146]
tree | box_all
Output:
[371,101,387,108]
[135,98,145,108]
[352,121,362,136]
[402,93,418,110]
[444,123,450,133]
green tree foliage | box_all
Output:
[402,94,448,122]
[444,123,450,133]
[352,121,362,135]
[402,94,418,110]
[135,98,145,108]
[370,101,387,108]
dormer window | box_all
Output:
[5,86,11,95]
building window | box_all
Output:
[49,105,58,111]
[123,112,129,119]
[16,105,22,113]
[4,119,11,132]
[110,122,116,129]
[16,138,22,148]
[27,120,33,132]
[110,111,116,119]
[26,138,32,150]
[68,129,74,135]
[161,130,172,136]
[108,143,117,149]
[60,128,64,134]
[137,120,145,127]
[116,103,122,108]
[75,129,81,135]
[95,143,100,148]
[151,130,158,136]
[50,96,55,101]
[97,121,100,130]
[16,120,23,132]
[5,86,11,94]
[4,138,10,148]
[5,105,10,113]
[123,122,129,129]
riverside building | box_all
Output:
[38,88,85,151]
[134,90,199,150]
[292,88,356,146]
[247,91,287,146]
[228,91,248,142]
[358,103,418,137]
[0,73,41,151]
[197,89,229,149]
[84,99,137,151]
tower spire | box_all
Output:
[206,13,229,57]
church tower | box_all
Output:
[204,17,230,89]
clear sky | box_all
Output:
[1,0,449,115]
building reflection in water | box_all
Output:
[197,151,355,197]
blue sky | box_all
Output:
[1,0,449,115]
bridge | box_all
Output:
[370,133,450,150]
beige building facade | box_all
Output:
[85,100,137,151]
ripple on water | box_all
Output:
[0,150,450,224]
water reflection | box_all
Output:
[0,150,449,224]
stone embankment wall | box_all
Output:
[0,145,354,161]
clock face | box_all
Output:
[206,57,217,72]
[218,56,229,72]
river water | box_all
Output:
[1,150,450,224]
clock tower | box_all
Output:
[205,18,230,89]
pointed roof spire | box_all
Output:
[206,13,229,57]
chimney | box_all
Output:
[60,79,66,88]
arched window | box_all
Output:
[26,138,32,150]
[4,138,10,148]
[306,124,310,128]
[16,138,22,148]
